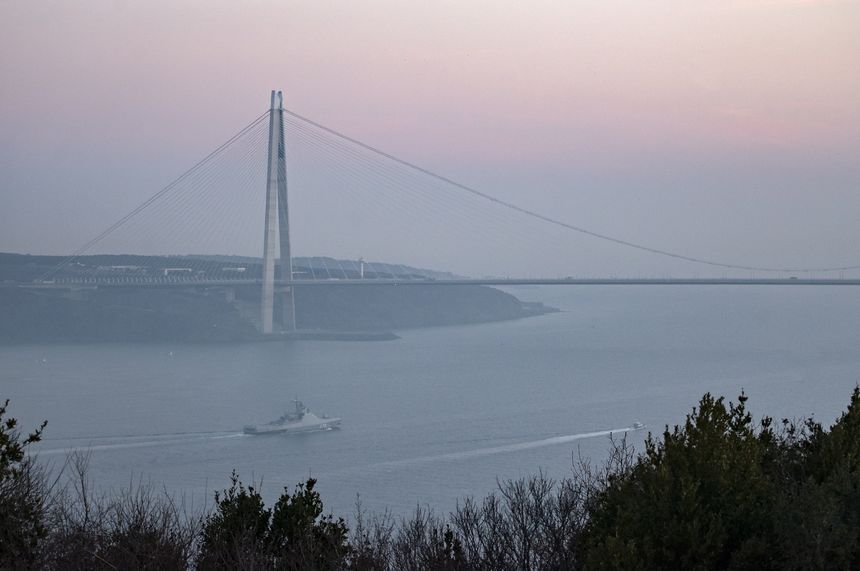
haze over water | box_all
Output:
[3,1,860,278]
[5,286,860,516]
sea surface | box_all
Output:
[3,286,860,518]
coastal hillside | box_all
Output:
[0,253,554,342]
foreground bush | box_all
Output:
[5,388,860,569]
[196,473,349,570]
[40,453,198,570]
[582,389,860,570]
[0,399,48,569]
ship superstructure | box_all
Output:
[243,399,341,435]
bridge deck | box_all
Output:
[11,277,860,289]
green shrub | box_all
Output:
[0,399,47,569]
[198,473,348,570]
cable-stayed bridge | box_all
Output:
[23,90,860,334]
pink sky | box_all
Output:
[1,0,859,275]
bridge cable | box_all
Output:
[286,118,531,270]
[286,117,550,261]
[99,117,268,280]
[39,111,270,281]
[284,108,860,274]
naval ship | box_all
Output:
[243,399,341,435]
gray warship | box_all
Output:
[243,399,341,435]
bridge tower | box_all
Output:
[261,90,296,333]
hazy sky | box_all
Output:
[2,0,859,277]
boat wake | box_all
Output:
[33,426,641,464]
[35,431,245,456]
[375,426,637,470]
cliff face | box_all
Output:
[0,288,258,343]
[0,284,554,343]
[293,284,551,331]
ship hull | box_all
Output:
[243,417,342,435]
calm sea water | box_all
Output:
[3,286,860,517]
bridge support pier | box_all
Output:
[261,90,296,333]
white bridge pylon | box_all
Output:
[261,90,295,333]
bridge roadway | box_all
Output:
[12,277,860,289]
